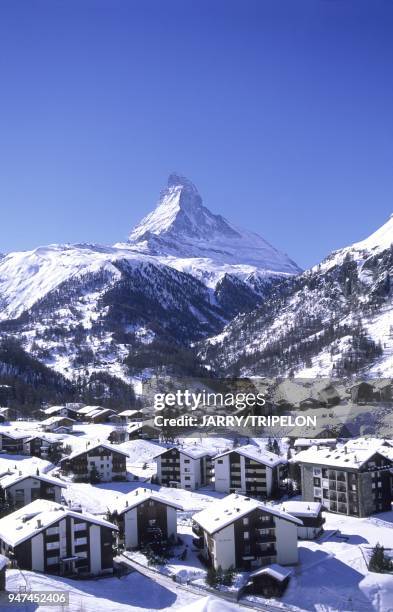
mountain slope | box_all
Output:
[200,214,393,378]
[0,175,301,384]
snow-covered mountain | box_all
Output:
[0,175,300,387]
[125,173,300,274]
[200,214,393,378]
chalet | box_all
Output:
[0,430,30,454]
[40,416,75,433]
[23,434,64,459]
[76,406,119,423]
[0,471,66,507]
[245,564,292,598]
[154,445,215,490]
[350,381,375,404]
[0,499,117,576]
[127,422,160,440]
[213,445,287,498]
[294,442,393,517]
[192,493,301,571]
[59,442,128,482]
[118,409,144,423]
[109,487,183,550]
[280,501,324,539]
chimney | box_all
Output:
[125,500,129,507]
[36,519,42,529]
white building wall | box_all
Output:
[87,453,113,482]
[89,524,102,574]
[274,518,298,565]
[31,532,44,572]
[166,507,177,538]
[124,507,138,549]
[180,454,200,490]
[59,517,67,560]
[240,455,246,491]
[156,456,163,483]
[265,467,273,496]
[214,524,236,570]
[214,455,231,493]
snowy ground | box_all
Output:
[1,568,201,611]
[273,510,393,612]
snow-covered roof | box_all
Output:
[0,471,67,490]
[60,441,128,462]
[214,444,286,467]
[280,501,322,518]
[118,410,139,417]
[110,487,183,514]
[0,407,9,416]
[249,563,292,582]
[25,432,64,443]
[193,494,302,535]
[294,443,393,470]
[0,429,31,440]
[42,405,65,416]
[41,416,75,425]
[294,438,336,448]
[77,405,103,415]
[154,444,216,460]
[0,499,117,547]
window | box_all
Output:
[46,542,59,550]
[184,459,190,464]
[184,476,190,481]
[243,518,249,526]
[313,468,322,477]
[46,556,59,566]
[217,460,223,465]
[244,532,249,540]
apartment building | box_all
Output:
[280,501,324,539]
[0,499,117,576]
[213,445,287,498]
[0,472,66,507]
[192,493,301,571]
[0,430,30,453]
[109,487,183,549]
[154,445,215,490]
[59,442,128,482]
[23,434,64,459]
[295,442,393,517]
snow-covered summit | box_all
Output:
[319,212,393,272]
[126,174,301,275]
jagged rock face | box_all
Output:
[200,216,393,378]
[126,173,301,274]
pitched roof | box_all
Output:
[41,416,75,425]
[214,444,286,467]
[0,429,31,440]
[153,444,216,460]
[280,501,322,518]
[193,494,302,535]
[0,471,67,490]
[60,441,128,462]
[0,499,117,547]
[110,487,183,514]
[293,443,393,470]
[249,563,292,582]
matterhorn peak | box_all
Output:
[167,173,199,193]
[126,174,301,275]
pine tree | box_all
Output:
[369,543,393,573]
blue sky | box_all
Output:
[1,0,393,268]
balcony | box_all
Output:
[256,532,276,544]
[337,484,347,493]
